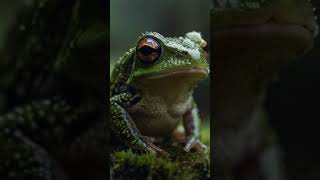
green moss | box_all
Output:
[111,126,210,180]
[111,148,209,180]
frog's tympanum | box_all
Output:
[212,0,317,179]
[111,32,209,157]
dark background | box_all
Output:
[266,5,320,179]
[0,1,21,48]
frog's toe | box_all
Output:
[141,136,170,158]
[141,136,156,143]
[192,141,207,153]
[154,147,170,159]
[184,137,207,153]
[172,130,186,143]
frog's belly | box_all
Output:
[128,99,187,137]
[130,110,181,137]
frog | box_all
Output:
[110,31,209,157]
[0,0,108,179]
[211,0,318,179]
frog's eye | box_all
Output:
[136,37,161,64]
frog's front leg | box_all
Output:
[111,91,169,157]
[183,102,207,152]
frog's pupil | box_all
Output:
[139,45,156,56]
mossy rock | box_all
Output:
[110,123,210,180]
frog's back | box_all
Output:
[110,48,135,93]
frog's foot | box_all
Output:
[171,128,207,153]
[184,136,207,153]
[140,136,170,159]
[172,130,187,144]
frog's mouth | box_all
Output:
[140,66,209,80]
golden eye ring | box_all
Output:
[136,37,161,64]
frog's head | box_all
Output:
[129,32,209,84]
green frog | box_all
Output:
[110,32,209,157]
[212,0,317,179]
